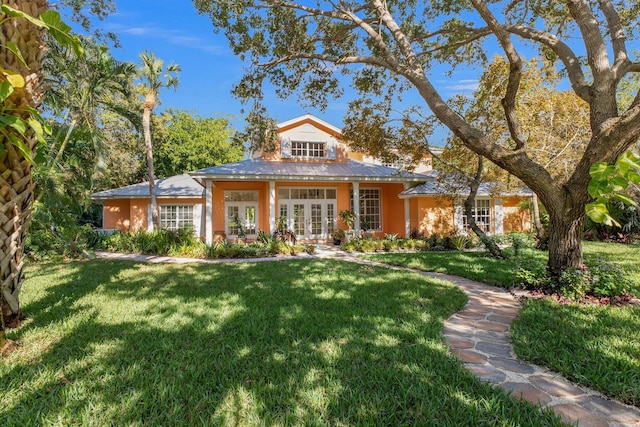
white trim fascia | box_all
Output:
[188,173,426,183]
[277,114,342,135]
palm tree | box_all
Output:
[137,51,180,230]
[35,37,137,227]
[0,0,49,348]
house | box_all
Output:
[91,114,531,242]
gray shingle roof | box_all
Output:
[400,173,532,197]
[91,174,204,200]
[190,158,430,182]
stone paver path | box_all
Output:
[96,248,640,426]
[433,273,640,427]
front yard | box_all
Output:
[1,259,565,426]
[365,241,640,406]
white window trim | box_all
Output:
[159,204,196,232]
[290,140,328,159]
[462,198,492,234]
[351,187,382,231]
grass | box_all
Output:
[511,298,640,406]
[0,259,566,426]
[365,241,640,406]
[363,241,640,294]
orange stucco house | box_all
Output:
[91,114,531,243]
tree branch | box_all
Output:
[471,0,526,150]
[597,0,628,80]
[257,52,391,69]
[565,0,612,88]
[504,24,590,101]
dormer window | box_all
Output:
[291,140,326,158]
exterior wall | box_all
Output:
[409,197,456,236]
[503,197,532,233]
[409,195,532,236]
[104,197,205,234]
[130,199,149,232]
[103,199,131,231]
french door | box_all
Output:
[279,188,336,240]
[291,201,331,239]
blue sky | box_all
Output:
[74,0,482,143]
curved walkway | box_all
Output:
[95,249,640,426]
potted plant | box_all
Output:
[339,209,356,242]
[331,228,346,245]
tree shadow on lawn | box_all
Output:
[2,259,565,425]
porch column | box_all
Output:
[205,180,213,244]
[352,181,360,235]
[269,180,276,234]
[403,183,411,237]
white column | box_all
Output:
[403,183,410,237]
[205,180,213,244]
[147,204,153,232]
[352,181,360,235]
[269,180,276,234]
[494,198,504,234]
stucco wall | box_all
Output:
[410,197,456,236]
[103,199,131,231]
[503,197,532,233]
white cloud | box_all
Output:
[107,23,225,55]
[445,79,479,91]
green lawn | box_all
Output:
[363,241,640,293]
[365,241,640,405]
[1,259,565,426]
[511,298,640,406]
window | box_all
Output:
[160,205,193,231]
[291,141,326,158]
[463,199,491,233]
[351,188,381,230]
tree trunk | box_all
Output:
[546,210,584,279]
[0,0,48,347]
[531,192,548,249]
[142,105,158,230]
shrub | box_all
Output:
[383,239,399,251]
[516,257,630,299]
[450,234,473,250]
[558,266,591,300]
[590,260,631,297]
[401,238,417,250]
[515,258,548,289]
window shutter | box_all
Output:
[494,198,504,234]
[327,139,336,159]
[454,204,464,231]
[281,137,292,158]
[193,203,203,238]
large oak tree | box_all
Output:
[194,0,640,279]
